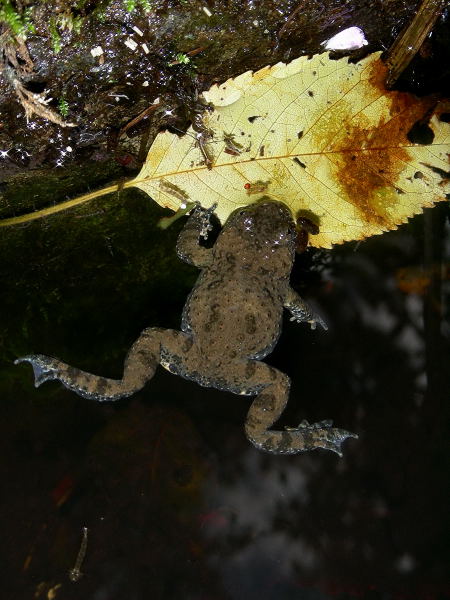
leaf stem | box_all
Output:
[0,180,136,228]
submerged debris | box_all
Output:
[68,526,89,583]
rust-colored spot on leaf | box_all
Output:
[332,58,438,228]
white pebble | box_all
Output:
[321,26,368,51]
[124,38,138,51]
[90,46,104,57]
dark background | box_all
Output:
[1,193,449,600]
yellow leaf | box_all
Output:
[132,51,449,248]
[1,52,448,243]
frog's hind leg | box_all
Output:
[15,328,180,402]
[244,362,357,456]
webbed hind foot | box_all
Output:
[14,354,59,387]
[285,419,358,457]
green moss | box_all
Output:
[58,97,69,117]
[0,1,35,40]
[124,0,152,13]
[94,8,106,22]
[48,10,85,54]
[139,0,152,12]
[62,13,83,34]
[49,17,62,53]
[175,52,190,64]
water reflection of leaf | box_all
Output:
[396,264,449,295]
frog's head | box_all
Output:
[225,198,297,249]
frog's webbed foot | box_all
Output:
[285,419,358,457]
[14,352,126,400]
[289,311,328,331]
[192,202,217,240]
[176,204,216,267]
[285,288,328,331]
[14,354,59,387]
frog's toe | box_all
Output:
[290,313,328,331]
[194,202,217,239]
[15,354,59,387]
[298,419,334,429]
[318,427,358,457]
[308,314,328,331]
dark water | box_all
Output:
[0,195,449,600]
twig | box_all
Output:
[2,35,34,75]
[11,76,76,127]
[385,0,446,88]
[69,527,88,583]
[118,102,160,137]
[167,45,206,66]
[277,1,307,39]
[1,37,75,127]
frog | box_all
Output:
[16,199,357,456]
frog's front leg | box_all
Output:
[176,204,216,267]
[15,328,188,402]
[244,362,357,456]
[284,287,328,331]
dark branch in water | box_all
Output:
[385,0,446,88]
